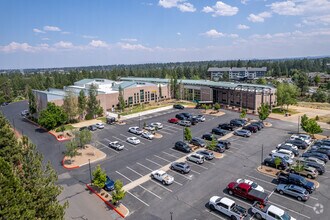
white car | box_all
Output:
[271,149,295,159]
[291,134,312,145]
[128,126,143,135]
[151,122,163,129]
[141,131,154,140]
[236,179,264,192]
[209,196,247,219]
[144,125,155,131]
[150,170,174,185]
[187,153,205,164]
[277,143,298,151]
[108,141,124,150]
[95,122,104,129]
[127,137,140,145]
[297,157,325,166]
[21,109,29,116]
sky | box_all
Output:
[1,0,330,69]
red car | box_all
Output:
[168,118,179,123]
[227,182,269,205]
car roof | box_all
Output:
[219,197,235,206]
[237,182,251,190]
[157,170,166,175]
[268,205,285,216]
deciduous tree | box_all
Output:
[118,85,125,111]
[184,127,192,142]
[65,140,80,163]
[258,103,270,121]
[111,180,126,205]
[78,90,87,119]
[38,102,68,130]
[92,164,107,188]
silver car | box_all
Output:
[276,184,309,201]
[234,129,251,137]
[187,153,205,164]
[108,141,124,150]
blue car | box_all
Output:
[104,176,115,191]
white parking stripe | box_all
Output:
[229,146,239,150]
[127,191,150,207]
[120,134,145,145]
[186,161,208,170]
[173,180,183,186]
[169,148,187,155]
[138,185,162,199]
[96,141,119,154]
[112,136,137,147]
[190,169,201,175]
[158,130,173,135]
[115,171,133,182]
[204,209,226,220]
[162,151,179,158]
[150,180,173,192]
[245,175,277,186]
[168,170,192,180]
[164,124,182,130]
[146,158,163,167]
[154,155,171,163]
[126,166,143,177]
[268,201,311,219]
[269,191,314,209]
[204,160,215,165]
[137,162,153,172]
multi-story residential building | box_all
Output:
[207,67,267,81]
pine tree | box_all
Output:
[118,85,126,111]
[63,90,78,122]
[78,90,87,119]
[28,87,37,115]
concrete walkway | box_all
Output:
[121,105,174,120]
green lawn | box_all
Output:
[272,107,300,115]
[120,103,172,116]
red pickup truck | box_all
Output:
[227,182,269,205]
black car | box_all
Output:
[202,133,213,141]
[174,141,192,153]
[218,140,231,149]
[190,137,206,147]
[314,139,330,146]
[173,104,184,109]
[230,119,245,127]
[308,148,330,159]
[187,117,199,125]
[175,113,186,120]
[250,122,263,130]
[182,112,193,118]
[214,143,226,153]
[285,139,308,149]
[170,162,190,174]
[263,157,288,170]
[218,123,235,131]
[88,125,97,131]
[211,128,227,136]
[277,144,299,156]
[243,125,258,133]
[79,126,88,131]
[302,152,328,163]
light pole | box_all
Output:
[261,144,264,168]
[298,116,300,134]
[139,114,141,128]
[170,212,173,220]
[88,159,92,184]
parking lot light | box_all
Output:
[170,212,173,220]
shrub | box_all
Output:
[315,115,319,121]
[85,113,93,120]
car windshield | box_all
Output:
[283,156,290,160]
[281,212,291,220]
[251,182,258,188]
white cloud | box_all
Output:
[119,43,152,51]
[303,15,330,25]
[237,24,250,30]
[41,37,50,41]
[83,35,98,39]
[228,34,239,38]
[121,38,138,42]
[43,25,61,32]
[269,0,330,16]
[202,1,239,17]
[158,0,196,12]
[33,28,45,34]
[241,0,249,5]
[248,11,272,22]
[54,41,73,49]
[89,40,109,48]
[61,31,70,35]
[177,32,181,35]
[202,29,225,38]
[0,42,34,52]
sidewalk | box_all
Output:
[71,119,103,128]
[121,105,174,120]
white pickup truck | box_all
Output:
[209,196,247,220]
[251,202,296,220]
[150,170,174,185]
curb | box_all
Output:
[86,184,127,218]
[62,157,80,170]
[62,149,107,169]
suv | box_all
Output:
[308,148,330,159]
[175,113,186,120]
[187,153,205,164]
[174,141,192,153]
[214,143,226,153]
[173,104,184,109]
[263,157,288,170]
[187,117,199,125]
[243,125,258,133]
[218,123,235,131]
[104,176,115,191]
[250,122,264,130]
[289,165,318,179]
[88,125,97,131]
[276,184,309,201]
[218,140,231,149]
[196,150,214,160]
[190,137,205,147]
[212,128,227,136]
[202,133,213,141]
[286,139,308,149]
[230,119,246,127]
[170,162,190,174]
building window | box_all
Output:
[194,89,201,101]
[128,97,133,105]
[151,92,155,100]
[140,90,144,102]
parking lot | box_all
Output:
[68,107,330,220]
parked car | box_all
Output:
[234,129,251,137]
[196,150,214,160]
[276,184,310,201]
[270,149,295,159]
[127,137,140,145]
[150,170,174,185]
[173,104,184,109]
[250,121,264,130]
[290,134,312,145]
[88,125,97,131]
[230,119,245,127]
[215,143,226,153]
[182,112,192,118]
[168,118,179,124]
[251,201,296,220]
[227,182,269,205]
[108,141,124,150]
[218,140,231,149]
[288,165,318,179]
[187,153,205,164]
[202,133,213,141]
[170,162,190,174]
[195,115,205,122]
[277,142,298,151]
[174,141,192,153]
[297,157,325,166]
[263,157,288,170]
[270,153,293,165]
[218,123,235,131]
[311,145,330,151]
[144,125,155,131]
[79,126,88,131]
[277,172,315,193]
[302,152,328,163]
[95,122,104,129]
[308,148,330,159]
[212,127,227,136]
[276,144,299,156]
[178,120,191,127]
[106,116,116,124]
[236,179,264,192]
[141,131,154,140]
[208,196,247,220]
[190,137,205,147]
[21,109,29,116]
[151,122,163,129]
[285,139,308,149]
[175,113,186,120]
[128,126,143,135]
[297,160,325,175]
[187,117,199,125]
[243,125,258,133]
[314,139,330,147]
[104,176,115,191]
